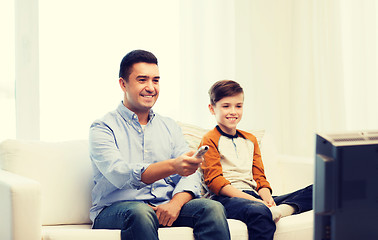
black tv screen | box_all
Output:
[314,131,378,240]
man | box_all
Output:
[89,50,230,240]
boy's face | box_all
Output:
[209,93,244,136]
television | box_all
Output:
[314,130,378,240]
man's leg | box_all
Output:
[93,201,159,240]
[214,195,276,240]
[171,198,231,240]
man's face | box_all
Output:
[209,93,244,136]
[121,62,160,114]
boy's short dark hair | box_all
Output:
[208,80,244,105]
[119,50,158,81]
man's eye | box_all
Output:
[153,79,159,83]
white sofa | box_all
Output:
[0,122,314,240]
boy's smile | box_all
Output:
[209,93,244,136]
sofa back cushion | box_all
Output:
[177,121,265,150]
[0,139,93,225]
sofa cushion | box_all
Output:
[177,121,265,150]
[40,213,312,240]
[0,139,93,225]
[41,219,249,240]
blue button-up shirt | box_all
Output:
[89,102,201,222]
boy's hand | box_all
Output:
[250,196,269,206]
[173,151,202,176]
[258,187,276,207]
[264,197,276,207]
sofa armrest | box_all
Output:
[273,155,314,196]
[0,170,42,240]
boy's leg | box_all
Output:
[214,195,276,240]
[273,184,313,214]
[93,201,159,240]
[172,198,231,240]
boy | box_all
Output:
[200,80,312,240]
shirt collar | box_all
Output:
[117,101,155,123]
[216,125,239,139]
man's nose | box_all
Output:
[145,81,154,92]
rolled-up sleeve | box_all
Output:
[89,121,149,189]
[172,171,202,198]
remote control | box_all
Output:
[193,145,209,158]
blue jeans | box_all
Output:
[213,185,313,240]
[93,198,230,240]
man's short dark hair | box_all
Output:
[208,80,244,106]
[119,50,158,80]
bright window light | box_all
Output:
[39,0,180,141]
[0,0,16,142]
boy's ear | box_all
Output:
[208,104,215,115]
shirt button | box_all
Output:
[138,129,141,133]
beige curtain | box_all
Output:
[235,0,378,157]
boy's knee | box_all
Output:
[246,203,272,220]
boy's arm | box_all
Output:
[250,136,272,193]
[258,187,276,207]
[220,184,267,205]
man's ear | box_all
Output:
[208,104,215,115]
[119,78,127,92]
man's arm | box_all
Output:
[141,150,202,184]
[90,121,150,189]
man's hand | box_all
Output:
[141,150,202,184]
[172,151,202,176]
[149,201,181,226]
[149,192,193,226]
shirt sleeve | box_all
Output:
[89,121,149,190]
[169,120,190,158]
[172,171,202,198]
[250,135,272,192]
[201,131,231,195]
